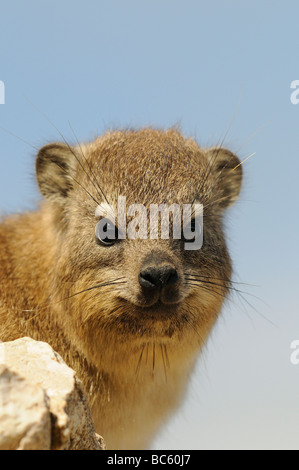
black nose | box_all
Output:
[139,265,179,290]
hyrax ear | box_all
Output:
[205,147,243,209]
[36,143,76,204]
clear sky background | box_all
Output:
[0,0,299,450]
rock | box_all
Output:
[0,337,105,450]
[0,365,51,450]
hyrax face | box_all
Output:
[36,128,242,353]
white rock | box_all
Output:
[0,366,51,450]
[0,337,104,450]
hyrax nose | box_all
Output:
[139,265,179,290]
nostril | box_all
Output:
[139,267,160,289]
[163,266,179,286]
[139,265,179,289]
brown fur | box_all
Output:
[0,128,242,449]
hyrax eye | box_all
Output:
[95,218,119,246]
[182,218,202,242]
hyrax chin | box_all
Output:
[0,127,242,449]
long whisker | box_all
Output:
[163,344,170,369]
[23,279,126,319]
[184,281,228,300]
[152,342,156,372]
[0,126,39,150]
[234,289,278,328]
[184,272,258,288]
[236,119,271,153]
[214,86,243,152]
[184,280,252,318]
[135,344,145,379]
[185,277,277,328]
[202,146,256,214]
[160,344,167,383]
[68,121,110,205]
[195,88,243,206]
[182,311,206,344]
[185,276,236,292]
[52,160,100,206]
[23,95,110,205]
[57,280,127,302]
[203,149,255,211]
[79,283,127,311]
[185,275,265,303]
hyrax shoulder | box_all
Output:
[0,128,242,449]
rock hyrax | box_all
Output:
[0,128,242,449]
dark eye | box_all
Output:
[95,218,119,246]
[182,218,202,241]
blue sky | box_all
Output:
[1,0,299,449]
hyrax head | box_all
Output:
[36,128,242,345]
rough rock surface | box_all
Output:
[0,337,105,450]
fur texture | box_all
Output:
[0,128,242,449]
